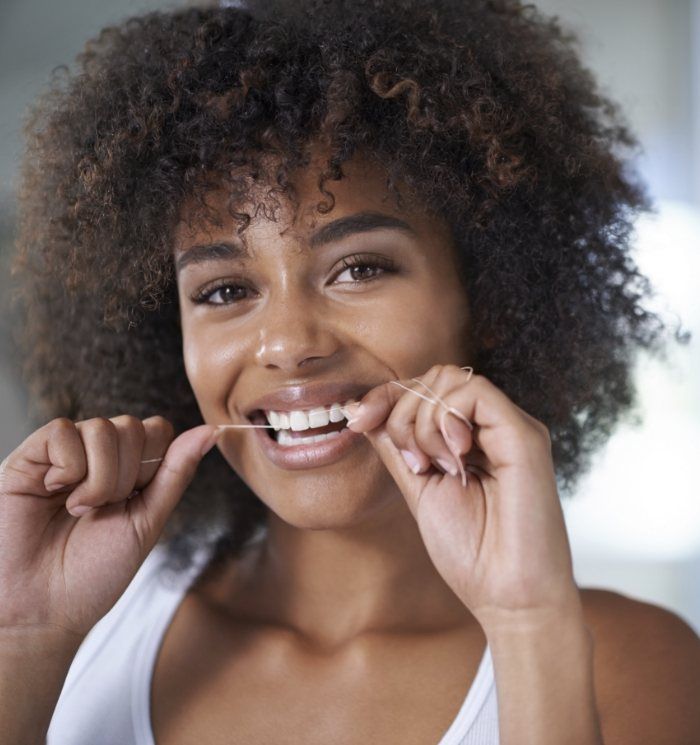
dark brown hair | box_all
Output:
[12,0,678,573]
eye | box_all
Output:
[333,253,397,284]
[189,254,397,308]
[190,281,251,306]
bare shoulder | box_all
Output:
[579,587,700,745]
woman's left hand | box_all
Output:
[345,364,581,633]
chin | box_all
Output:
[253,470,401,531]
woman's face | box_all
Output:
[174,151,472,529]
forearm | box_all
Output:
[0,627,83,745]
[485,602,603,745]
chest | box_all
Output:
[150,595,487,745]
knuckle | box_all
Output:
[48,417,76,437]
[51,416,75,429]
[443,363,464,377]
[112,413,142,430]
[147,415,175,440]
[84,416,117,439]
[121,415,147,444]
[469,372,485,387]
[523,411,550,439]
[537,420,552,445]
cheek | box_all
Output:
[359,292,460,377]
[181,322,242,407]
[366,282,469,377]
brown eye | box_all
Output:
[343,263,382,281]
[334,254,397,284]
[191,283,250,305]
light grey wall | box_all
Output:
[0,0,188,205]
[692,0,700,204]
[534,0,697,206]
[0,213,29,455]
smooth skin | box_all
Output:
[1,146,698,745]
[0,417,219,745]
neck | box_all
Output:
[218,497,477,650]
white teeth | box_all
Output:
[289,410,310,431]
[329,403,344,423]
[264,400,357,431]
[308,406,330,428]
[277,429,343,447]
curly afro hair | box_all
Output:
[12,0,676,574]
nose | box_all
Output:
[254,291,340,372]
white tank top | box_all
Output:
[47,542,500,744]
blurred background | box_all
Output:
[1,0,698,630]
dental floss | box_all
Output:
[138,365,475,470]
[389,371,472,487]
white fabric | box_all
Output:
[47,543,499,744]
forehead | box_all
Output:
[172,148,452,254]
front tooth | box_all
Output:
[268,411,281,431]
[269,401,349,431]
[289,410,310,431]
[308,406,330,428]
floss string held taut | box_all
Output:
[139,365,475,480]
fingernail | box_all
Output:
[67,504,93,517]
[45,482,67,492]
[400,449,422,475]
[343,402,363,420]
[436,457,459,477]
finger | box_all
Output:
[0,418,87,496]
[134,416,175,490]
[381,379,437,475]
[439,372,537,468]
[65,418,120,514]
[411,369,469,476]
[128,424,219,549]
[361,423,435,520]
[109,415,146,503]
[346,365,442,434]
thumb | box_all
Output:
[131,424,219,547]
[361,424,430,520]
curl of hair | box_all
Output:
[12,0,680,574]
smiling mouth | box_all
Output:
[249,408,353,444]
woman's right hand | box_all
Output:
[0,415,219,644]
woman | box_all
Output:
[1,1,698,743]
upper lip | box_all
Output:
[242,381,374,417]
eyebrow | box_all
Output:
[175,210,417,273]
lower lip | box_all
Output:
[254,424,365,470]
